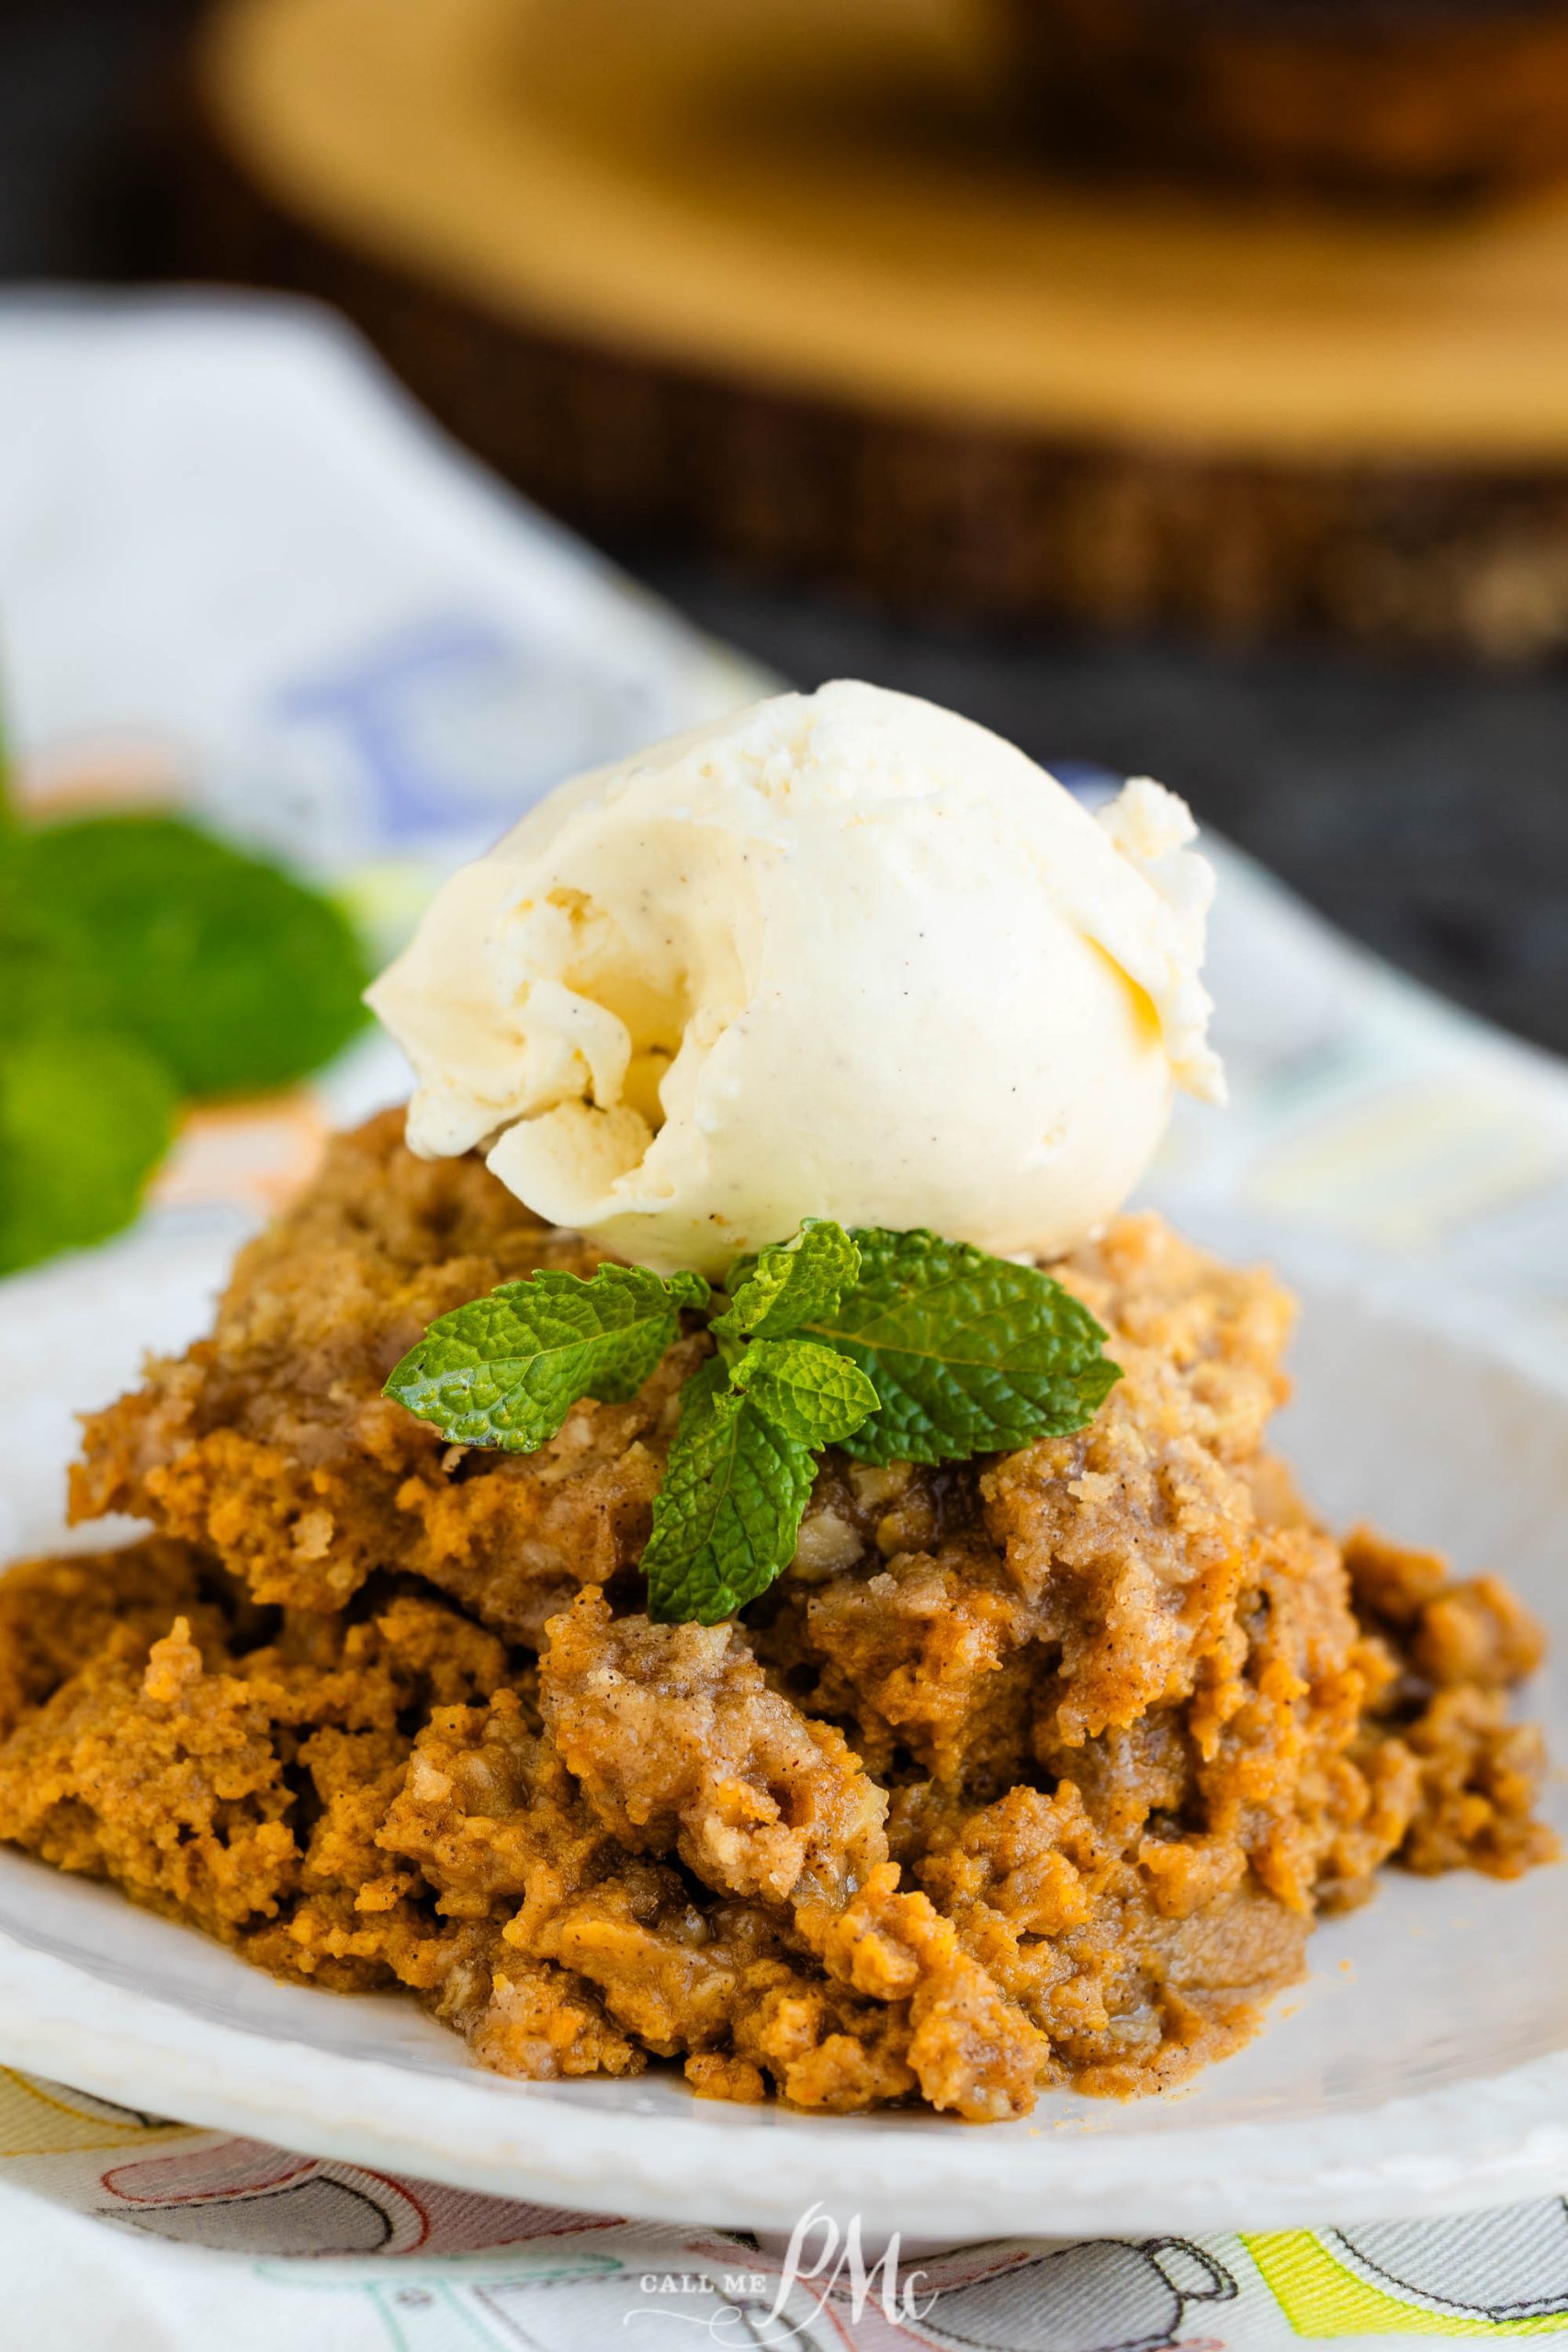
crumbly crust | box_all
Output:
[0,1111,1550,2116]
[71,1110,704,1639]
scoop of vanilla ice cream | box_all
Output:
[367,682,1223,1277]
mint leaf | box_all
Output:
[0,1030,177,1277]
[381,1216,1117,1623]
[0,810,374,1272]
[15,815,368,1097]
[642,1359,816,1624]
[0,869,104,1039]
[800,1227,1119,1464]
[384,1263,709,1452]
[729,1336,879,1448]
[713,1219,860,1339]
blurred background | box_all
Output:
[4,0,1568,1300]
[6,0,1568,1051]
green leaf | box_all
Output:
[0,1029,178,1276]
[14,814,369,1097]
[0,856,109,1037]
[729,1336,880,1448]
[713,1219,860,1340]
[799,1227,1120,1465]
[642,1358,817,1624]
[383,1262,709,1452]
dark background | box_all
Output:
[6,0,1566,1056]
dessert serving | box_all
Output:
[0,684,1551,2123]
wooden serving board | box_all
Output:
[183,0,1568,653]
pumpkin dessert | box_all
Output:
[0,685,1551,2118]
[0,1111,1549,2120]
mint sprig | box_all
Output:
[385,1217,1118,1626]
[383,1263,709,1452]
[0,804,370,1276]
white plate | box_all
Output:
[0,1215,1564,2240]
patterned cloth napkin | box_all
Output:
[7,2065,1568,2349]
[3,294,1567,2350]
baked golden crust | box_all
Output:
[1,1113,1551,2115]
[71,1109,704,1638]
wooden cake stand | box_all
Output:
[183,0,1568,652]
